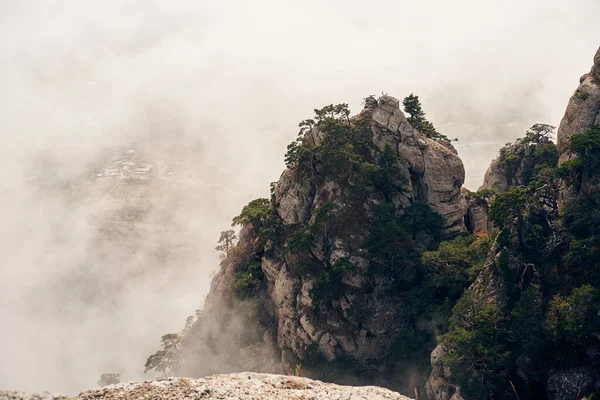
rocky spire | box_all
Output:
[557,47,600,165]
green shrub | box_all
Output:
[232,198,271,231]
[545,284,600,361]
[489,187,528,227]
[421,233,491,302]
[441,291,510,399]
[233,261,264,299]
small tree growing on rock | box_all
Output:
[144,333,183,376]
[523,123,555,144]
[402,94,449,142]
[216,229,237,257]
[98,372,121,387]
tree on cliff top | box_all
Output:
[402,94,449,142]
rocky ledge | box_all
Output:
[1,373,412,400]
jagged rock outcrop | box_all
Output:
[0,373,412,400]
[424,345,461,400]
[269,96,466,372]
[182,95,468,392]
[557,47,600,165]
[277,95,467,235]
[479,157,509,193]
[463,189,491,234]
[479,135,556,194]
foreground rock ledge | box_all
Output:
[1,373,412,400]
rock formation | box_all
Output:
[276,95,467,235]
[180,95,467,392]
[425,47,600,400]
[268,96,466,366]
[0,373,412,400]
[150,46,600,400]
[479,134,557,194]
[557,47,600,165]
[463,189,491,234]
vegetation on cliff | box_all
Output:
[144,89,600,399]
[440,128,600,399]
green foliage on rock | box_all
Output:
[422,233,492,302]
[545,285,600,362]
[310,257,352,310]
[441,291,511,399]
[558,128,600,191]
[489,186,528,228]
[144,333,184,376]
[509,284,544,355]
[284,104,361,179]
[234,261,265,299]
[232,198,271,231]
[441,127,600,398]
[402,94,450,142]
[97,373,121,387]
[496,123,558,188]
[373,143,407,202]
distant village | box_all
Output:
[94,147,162,179]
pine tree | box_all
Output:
[97,373,121,387]
[215,230,237,256]
[402,94,449,141]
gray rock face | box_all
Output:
[181,95,468,391]
[479,137,554,194]
[1,373,412,400]
[463,189,491,234]
[479,157,508,193]
[270,96,467,367]
[557,47,600,165]
[424,345,462,400]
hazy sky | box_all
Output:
[0,0,598,394]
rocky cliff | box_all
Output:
[479,128,557,194]
[146,46,600,400]
[178,95,468,392]
[425,47,600,400]
[557,47,600,165]
[269,96,466,365]
[463,189,492,234]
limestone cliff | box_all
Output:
[462,189,492,234]
[425,46,600,400]
[180,95,468,392]
[269,95,466,369]
[479,133,557,194]
[557,47,600,165]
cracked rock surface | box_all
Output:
[2,373,412,400]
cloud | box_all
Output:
[0,0,598,393]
